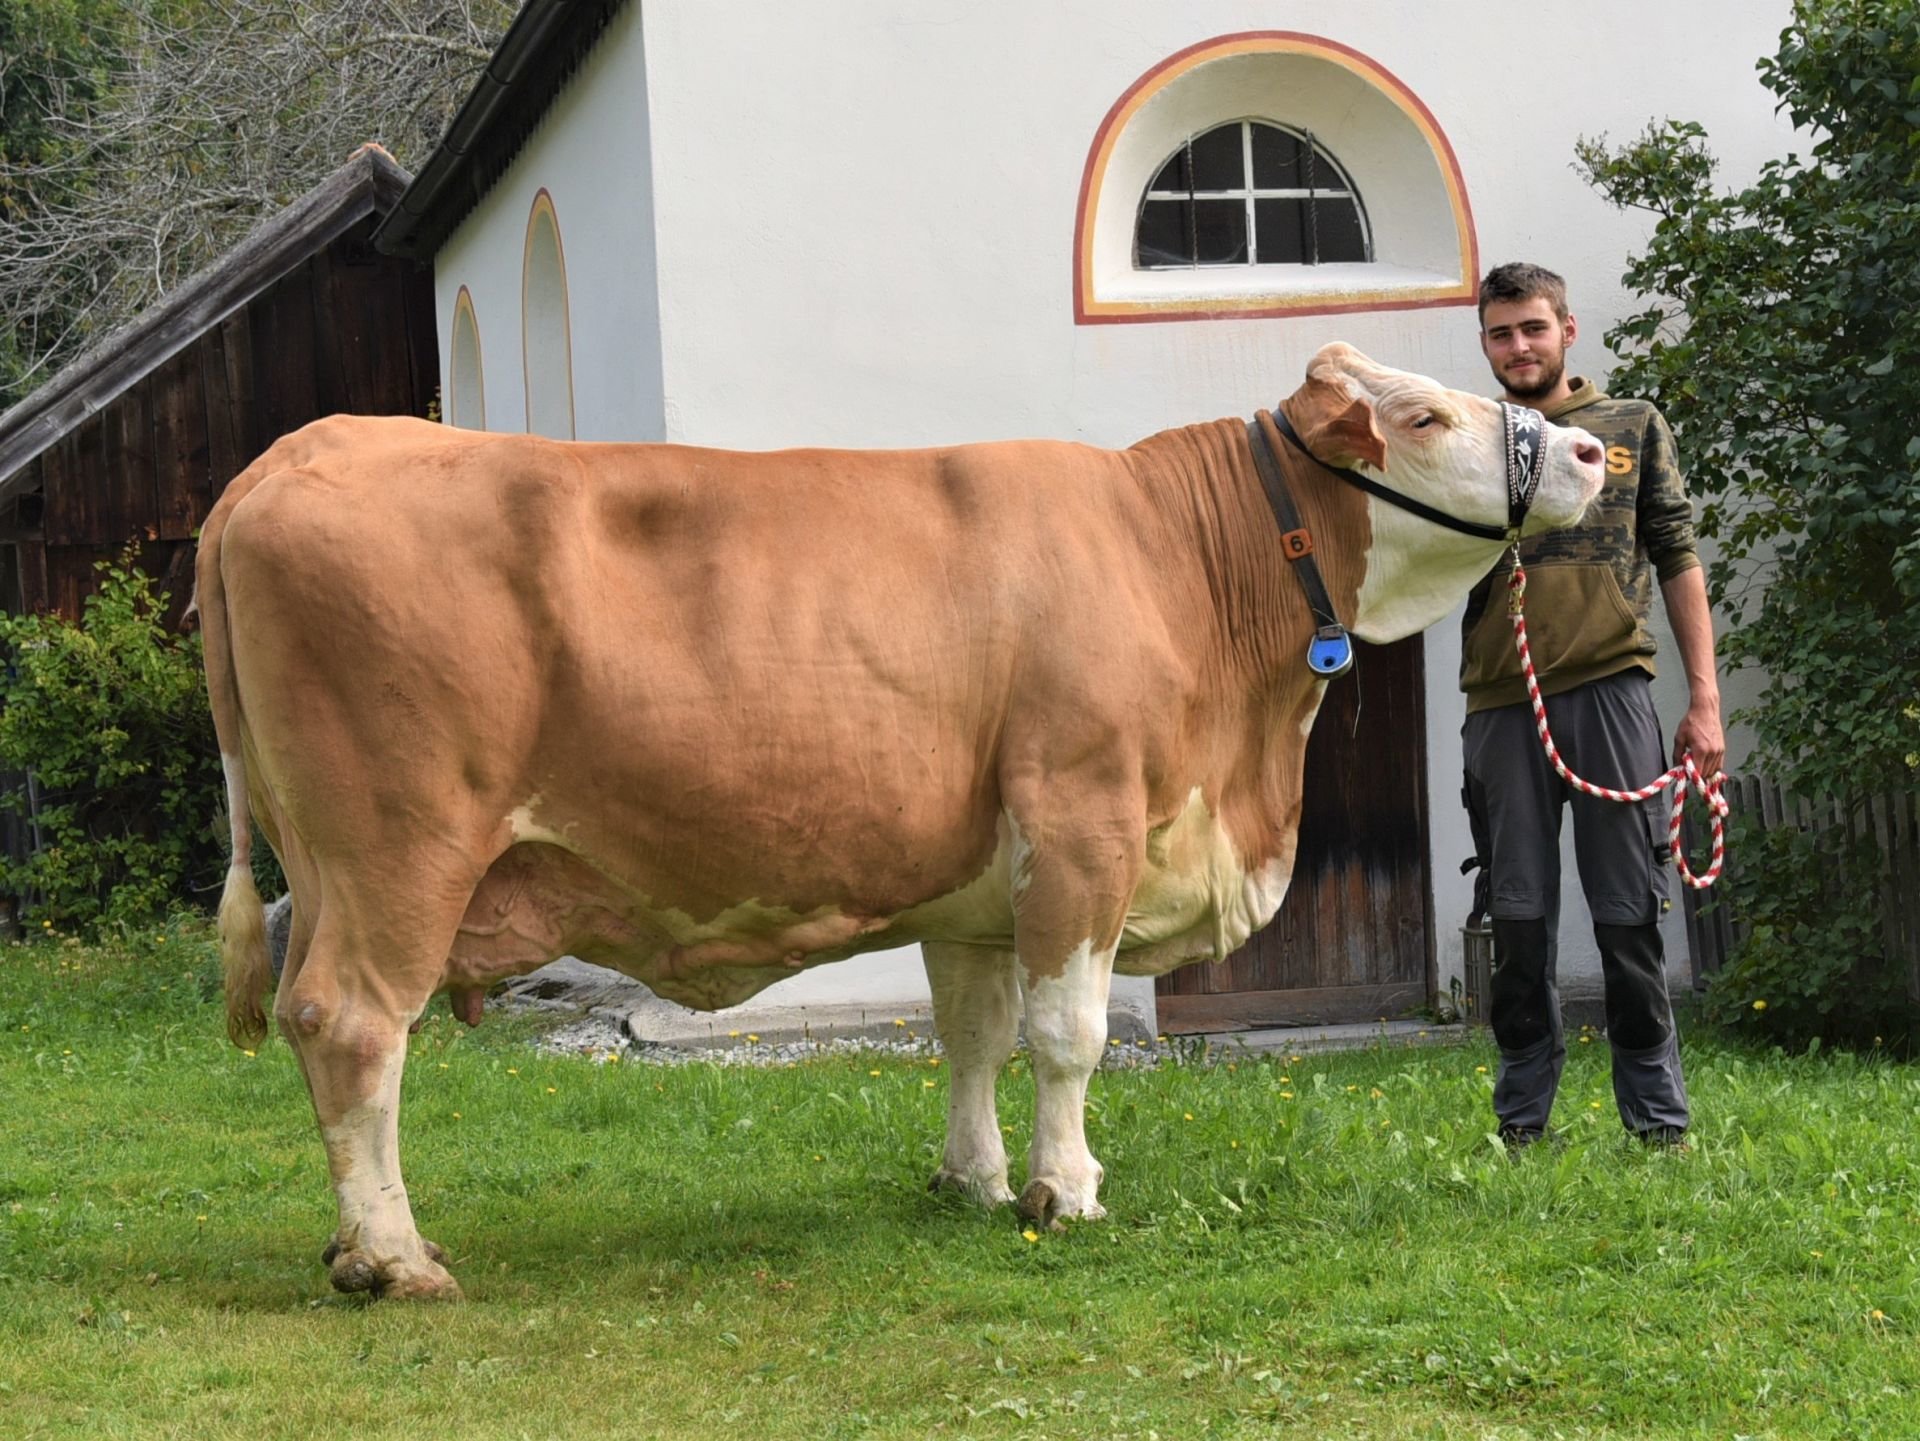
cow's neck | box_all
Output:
[1127,416,1370,685]
[1349,507,1506,643]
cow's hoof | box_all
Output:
[928,1168,1016,1208]
[325,1244,463,1301]
[1017,1178,1106,1230]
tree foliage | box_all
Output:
[0,0,513,410]
[1579,0,1920,1045]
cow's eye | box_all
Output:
[1411,414,1438,430]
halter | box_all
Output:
[1250,399,1550,677]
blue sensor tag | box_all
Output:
[1307,627,1354,678]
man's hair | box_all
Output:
[1478,262,1568,324]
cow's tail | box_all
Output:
[198,471,272,1049]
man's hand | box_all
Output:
[1673,699,1725,781]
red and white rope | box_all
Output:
[1507,557,1730,889]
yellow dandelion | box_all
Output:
[1227,1062,1238,1072]
[1022,1228,1039,1243]
[1229,1139,1240,1150]
[1590,1101,1604,1110]
[813,1154,824,1162]
[1579,1035,1592,1045]
[196,1215,207,1224]
[1811,1250,1824,1258]
[1346,1084,1358,1093]
[1002,1124,1014,1134]
[1753,999,1769,1011]
[1279,1075,1291,1084]
[545,1086,557,1095]
[452,1111,462,1120]
[1289,1054,1302,1064]
[869,1069,881,1078]
[1108,1038,1120,1047]
[746,1034,759,1044]
[1476,1065,1489,1074]
[1183,1112,1194,1121]
[1369,1087,1384,1099]
[1870,1309,1886,1322]
[41,920,51,930]
[242,1049,255,1059]
[438,1062,449,1070]
[1280,1091,1294,1100]
[728,1030,741,1038]
[923,1079,936,1089]
[894,1019,906,1028]
[928,1057,941,1067]
[62,1049,71,1056]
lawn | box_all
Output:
[1,924,1917,1440]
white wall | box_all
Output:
[436,0,1796,1020]
[435,0,665,442]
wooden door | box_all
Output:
[1155,634,1434,1032]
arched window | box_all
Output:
[1136,120,1369,270]
[522,190,575,439]
[449,287,486,430]
[1074,32,1477,323]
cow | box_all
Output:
[198,342,1605,1300]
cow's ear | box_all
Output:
[1296,380,1388,472]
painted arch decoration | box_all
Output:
[1074,32,1479,324]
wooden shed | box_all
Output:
[0,144,438,621]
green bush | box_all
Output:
[0,556,226,930]
[1698,814,1907,1050]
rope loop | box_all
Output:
[1506,559,1729,889]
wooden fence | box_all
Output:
[1683,775,1920,1005]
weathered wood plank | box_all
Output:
[151,347,211,541]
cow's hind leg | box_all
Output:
[923,942,1020,1207]
[278,889,468,1301]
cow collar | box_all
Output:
[1267,401,1546,544]
[1246,410,1355,678]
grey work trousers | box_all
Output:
[1462,670,1690,1137]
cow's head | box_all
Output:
[1283,342,1607,642]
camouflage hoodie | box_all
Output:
[1458,378,1699,713]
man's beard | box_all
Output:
[1500,353,1566,402]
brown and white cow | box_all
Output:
[199,342,1604,1299]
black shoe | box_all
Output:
[1497,1124,1544,1151]
[1635,1126,1690,1151]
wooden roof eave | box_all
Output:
[0,144,415,509]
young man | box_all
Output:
[1462,262,1724,1147]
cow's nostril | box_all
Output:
[1574,440,1604,468]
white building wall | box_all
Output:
[435,0,665,442]
[436,1,1795,1022]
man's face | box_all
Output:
[1479,296,1575,403]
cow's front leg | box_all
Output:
[1006,815,1134,1229]
[1016,935,1115,1227]
[280,938,459,1301]
[923,942,1020,1206]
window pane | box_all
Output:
[1188,124,1246,192]
[1250,125,1304,189]
[1148,148,1191,195]
[1193,199,1247,264]
[1314,198,1368,262]
[1253,198,1307,264]
[1136,199,1192,267]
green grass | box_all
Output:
[2,926,1918,1439]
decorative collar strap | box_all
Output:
[1503,401,1546,534]
[1268,403,1522,545]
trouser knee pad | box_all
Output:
[1595,921,1671,1051]
[1490,916,1554,1052]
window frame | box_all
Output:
[1135,118,1373,271]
